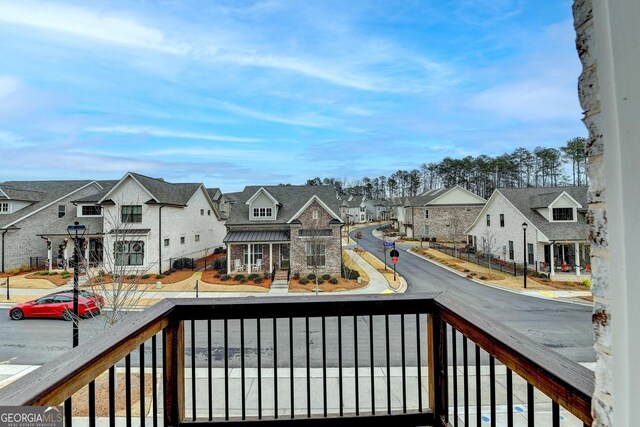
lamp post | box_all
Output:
[67,221,86,348]
[522,222,528,289]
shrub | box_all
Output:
[173,258,195,270]
[463,269,470,273]
[341,267,360,280]
[7,268,21,275]
[329,277,339,285]
[220,274,231,281]
[470,272,477,276]
[213,247,222,254]
[127,274,136,279]
[538,273,548,279]
[234,274,245,281]
[169,268,176,274]
[307,273,316,280]
[248,273,260,280]
[316,279,324,285]
[211,257,227,271]
[299,278,310,285]
[530,271,540,277]
[263,272,270,278]
[322,274,331,280]
[141,274,150,279]
[581,279,592,289]
[155,274,164,279]
[162,271,171,276]
[292,272,301,280]
[96,278,103,283]
[62,270,70,275]
[19,264,31,272]
[98,269,105,277]
[253,277,262,284]
[479,276,487,280]
[49,271,58,276]
[239,277,247,283]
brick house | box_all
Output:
[398,186,486,241]
[223,185,344,277]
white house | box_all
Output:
[465,186,590,277]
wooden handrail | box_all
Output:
[0,299,175,406]
[434,292,594,425]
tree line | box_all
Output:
[305,137,587,200]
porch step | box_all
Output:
[274,270,289,281]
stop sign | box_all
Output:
[392,256,398,264]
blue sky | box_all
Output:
[0,0,585,192]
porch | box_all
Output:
[540,241,591,278]
[0,294,593,426]
[224,230,291,275]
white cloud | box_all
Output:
[0,1,187,54]
[208,99,337,128]
[85,125,262,143]
[145,147,281,161]
[0,130,34,148]
[0,75,21,99]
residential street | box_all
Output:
[353,224,595,363]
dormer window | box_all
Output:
[253,207,273,217]
[552,208,574,221]
[0,202,8,213]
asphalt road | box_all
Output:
[354,224,595,362]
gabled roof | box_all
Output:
[403,186,485,207]
[98,172,201,206]
[342,195,364,208]
[206,188,222,201]
[245,187,280,206]
[0,187,45,202]
[469,186,588,241]
[226,185,343,226]
[0,180,107,229]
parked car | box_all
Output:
[9,292,104,321]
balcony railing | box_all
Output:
[0,294,593,426]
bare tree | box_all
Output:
[480,229,499,275]
[446,212,465,258]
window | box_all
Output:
[424,224,430,236]
[180,236,185,245]
[0,202,8,213]
[82,205,102,216]
[508,241,514,260]
[121,205,142,223]
[424,210,429,219]
[252,207,273,217]
[486,214,490,226]
[200,209,204,216]
[164,239,170,247]
[305,242,326,267]
[528,243,534,265]
[195,235,200,242]
[500,214,504,227]
[552,208,574,221]
[312,210,319,220]
[360,206,366,212]
[243,244,263,264]
[58,205,66,218]
[207,210,211,216]
[114,241,144,266]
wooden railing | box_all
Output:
[0,294,593,427]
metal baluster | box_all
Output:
[416,314,423,413]
[241,319,246,420]
[401,314,406,413]
[224,319,229,421]
[322,316,327,417]
[338,316,343,417]
[273,317,278,419]
[385,314,391,415]
[207,320,212,421]
[490,356,496,427]
[527,383,534,427]
[369,314,375,415]
[506,368,513,427]
[476,344,481,427]
[258,318,262,419]
[463,336,469,427]
[161,330,166,427]
[152,335,158,427]
[88,380,96,427]
[306,316,311,418]
[109,366,115,427]
[191,320,196,421]
[290,317,294,419]
[552,401,560,427]
[126,354,132,427]
[451,328,458,427]
[140,342,145,427]
[354,315,360,416]
[64,398,71,427]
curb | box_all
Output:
[405,249,593,307]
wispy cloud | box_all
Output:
[145,147,282,161]
[85,125,262,143]
[0,75,21,99]
[0,1,187,54]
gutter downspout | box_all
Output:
[1,229,7,273]
[159,205,164,274]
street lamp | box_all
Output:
[522,222,528,289]
[67,221,86,348]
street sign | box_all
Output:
[390,249,399,258]
[383,241,395,247]
[392,256,398,264]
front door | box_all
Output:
[280,244,290,269]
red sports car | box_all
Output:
[9,292,105,321]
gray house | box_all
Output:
[223,185,344,277]
[0,180,117,272]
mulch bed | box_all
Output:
[289,277,364,292]
[72,372,153,417]
[201,270,272,289]
[84,270,195,286]
[24,272,71,286]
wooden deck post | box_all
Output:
[164,319,185,427]
[427,312,448,426]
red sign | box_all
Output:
[392,256,398,264]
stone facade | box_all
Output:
[574,0,610,425]
[406,205,483,242]
[290,200,342,276]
